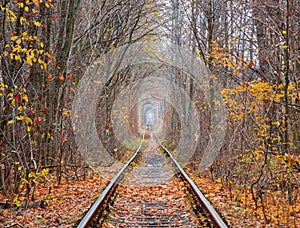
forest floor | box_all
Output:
[0,171,299,227]
[191,171,300,227]
[0,174,108,227]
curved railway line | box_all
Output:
[77,132,228,228]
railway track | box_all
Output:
[77,132,228,228]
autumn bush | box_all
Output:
[206,17,300,225]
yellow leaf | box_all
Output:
[20,16,26,25]
[26,55,33,66]
[23,94,28,103]
[32,0,39,7]
[40,168,49,176]
[24,117,32,124]
[16,116,32,124]
[21,178,29,184]
[33,21,41,27]
[18,2,24,8]
[11,36,18,41]
[8,11,16,22]
[12,45,21,53]
[13,196,21,207]
[40,63,47,70]
[28,172,35,178]
[15,55,21,61]
[7,120,15,125]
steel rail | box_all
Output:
[155,135,228,228]
[77,132,146,228]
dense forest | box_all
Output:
[0,0,299,226]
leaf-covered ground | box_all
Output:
[0,175,108,227]
[1,172,299,227]
[190,171,300,227]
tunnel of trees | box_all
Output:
[0,0,299,225]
